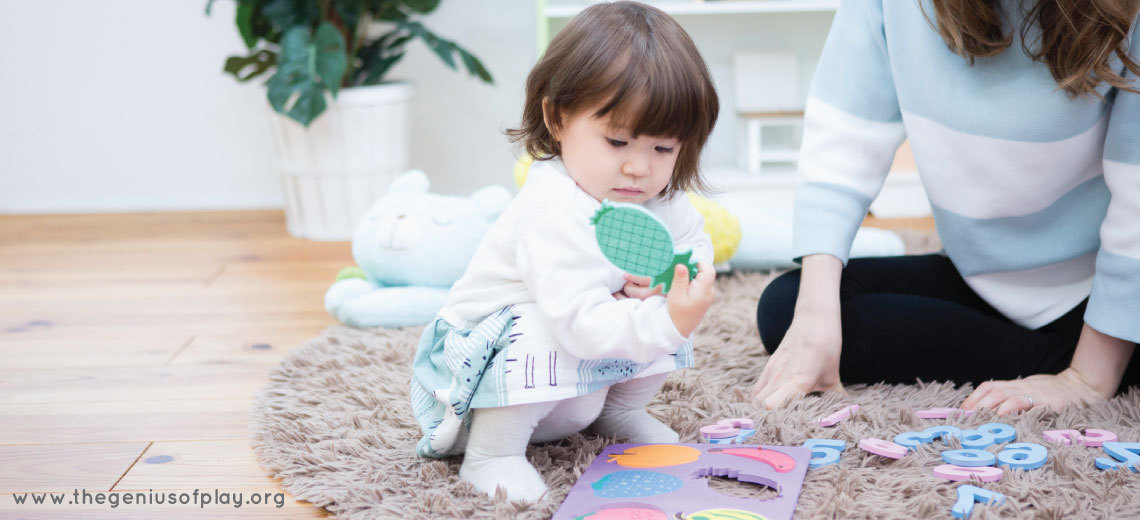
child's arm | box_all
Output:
[517,209,714,364]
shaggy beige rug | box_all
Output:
[251,234,1140,519]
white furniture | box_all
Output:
[742,111,803,173]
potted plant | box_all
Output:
[207,0,493,240]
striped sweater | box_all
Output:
[794,0,1140,342]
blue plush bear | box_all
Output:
[324,170,511,328]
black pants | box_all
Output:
[756,254,1140,392]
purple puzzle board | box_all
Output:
[553,443,811,520]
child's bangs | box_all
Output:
[592,54,707,143]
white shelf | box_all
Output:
[755,150,800,162]
[545,1,841,18]
[705,167,798,190]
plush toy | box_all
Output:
[514,156,742,265]
[325,171,512,328]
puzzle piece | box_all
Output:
[942,449,996,467]
[951,485,1005,519]
[933,464,1003,483]
[818,405,859,427]
[858,438,907,459]
[996,443,1047,471]
[1095,441,1140,472]
[803,439,846,469]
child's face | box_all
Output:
[550,102,680,204]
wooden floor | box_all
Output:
[0,210,933,518]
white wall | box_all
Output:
[0,0,536,213]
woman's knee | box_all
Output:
[756,270,802,353]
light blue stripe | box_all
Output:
[1105,87,1140,165]
[793,182,874,265]
[932,177,1108,276]
[1086,249,1140,344]
[809,0,902,123]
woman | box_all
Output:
[753,0,1140,415]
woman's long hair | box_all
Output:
[921,0,1140,96]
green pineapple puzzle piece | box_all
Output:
[590,200,698,294]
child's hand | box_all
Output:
[620,273,664,300]
[666,262,715,337]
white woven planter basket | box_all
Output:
[266,82,412,240]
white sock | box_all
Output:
[459,401,556,502]
[459,455,548,502]
[589,373,679,443]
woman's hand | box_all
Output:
[962,324,1133,415]
[751,314,845,409]
[751,254,846,409]
[960,368,1106,415]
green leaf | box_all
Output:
[266,26,327,126]
[236,1,258,48]
[223,49,277,81]
[314,22,348,96]
[403,22,456,70]
[262,0,319,31]
[456,46,493,83]
[388,33,414,50]
[399,0,440,14]
[361,52,405,85]
[375,4,408,22]
[285,81,329,126]
[205,0,216,15]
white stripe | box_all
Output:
[1100,160,1140,259]
[963,252,1096,328]
[904,110,1107,219]
[799,97,907,199]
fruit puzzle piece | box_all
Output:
[554,443,810,520]
[706,447,796,473]
[591,201,698,294]
[607,445,702,468]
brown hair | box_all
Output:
[506,1,719,197]
[921,0,1140,97]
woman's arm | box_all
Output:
[961,324,1135,415]
[964,15,1140,415]
[751,253,846,409]
[751,0,905,409]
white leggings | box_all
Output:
[464,373,668,459]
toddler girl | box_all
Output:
[410,1,719,502]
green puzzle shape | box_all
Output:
[591,200,698,294]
